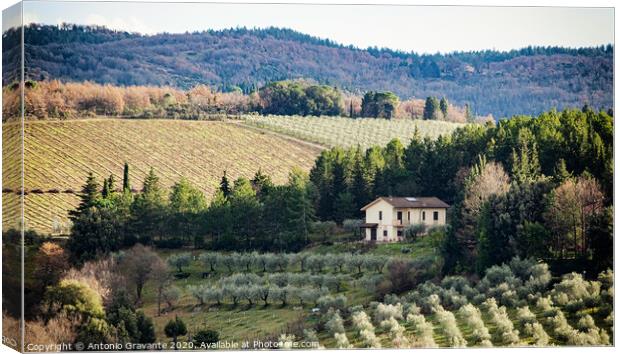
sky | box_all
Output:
[2,1,615,54]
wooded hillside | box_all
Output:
[3,24,613,118]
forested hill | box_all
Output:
[4,24,614,118]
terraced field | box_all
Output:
[2,119,322,234]
[241,115,466,148]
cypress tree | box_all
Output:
[123,162,131,192]
[465,103,475,122]
[439,97,449,119]
[102,178,110,198]
[423,96,440,120]
[220,170,231,198]
[351,148,369,213]
[107,174,116,193]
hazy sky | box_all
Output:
[3,1,615,53]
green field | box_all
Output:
[135,236,438,344]
[241,115,465,148]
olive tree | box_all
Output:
[167,253,192,273]
[198,252,219,272]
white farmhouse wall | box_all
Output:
[363,199,398,242]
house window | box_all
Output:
[397,230,403,237]
[422,211,426,221]
[408,211,410,221]
[379,211,383,220]
[383,230,388,237]
[433,211,439,221]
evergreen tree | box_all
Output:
[510,128,542,184]
[164,316,187,347]
[69,173,101,220]
[423,96,440,120]
[251,168,273,198]
[351,148,370,214]
[107,174,116,194]
[439,97,449,119]
[553,159,571,183]
[169,177,207,214]
[220,170,231,198]
[123,162,131,192]
[130,168,166,244]
[102,178,110,199]
[465,103,475,122]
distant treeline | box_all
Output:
[4,24,612,117]
[2,80,473,122]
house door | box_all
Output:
[370,228,377,241]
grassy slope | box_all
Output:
[2,119,322,234]
[139,237,438,343]
[241,115,465,148]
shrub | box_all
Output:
[515,306,537,327]
[458,304,492,346]
[317,294,347,313]
[198,252,219,272]
[162,286,181,310]
[167,253,192,273]
[380,316,410,348]
[334,332,352,349]
[193,329,219,348]
[352,310,374,332]
[374,303,403,323]
[187,284,210,305]
[523,323,550,346]
[406,313,437,348]
[483,298,520,346]
[550,272,601,308]
[577,314,597,331]
[535,296,557,318]
[434,305,467,347]
[359,329,381,348]
[325,310,345,335]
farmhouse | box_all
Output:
[360,197,449,242]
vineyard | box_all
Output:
[1,119,321,234]
[142,250,613,348]
[241,115,465,148]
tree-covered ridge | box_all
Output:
[308,108,613,273]
[4,24,613,118]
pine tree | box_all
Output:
[142,167,161,194]
[423,96,440,120]
[553,159,571,183]
[123,162,131,192]
[69,173,101,220]
[351,148,369,214]
[251,168,273,198]
[439,97,449,119]
[511,129,542,184]
[220,170,231,198]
